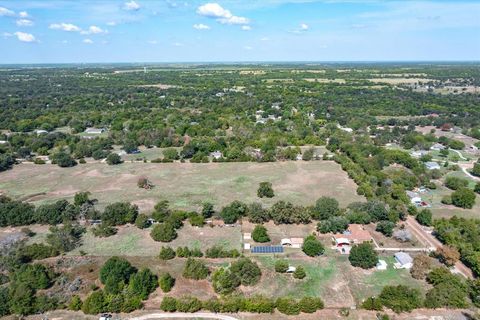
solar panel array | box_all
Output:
[251,245,284,254]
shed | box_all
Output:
[376,260,388,270]
[244,243,251,250]
[394,252,413,269]
[243,233,252,240]
[286,266,297,273]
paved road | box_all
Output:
[129,313,239,320]
[405,216,474,279]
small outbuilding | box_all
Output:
[376,260,388,270]
[425,161,441,170]
[243,233,252,240]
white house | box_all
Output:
[376,260,388,270]
[85,128,106,134]
[243,233,252,240]
[406,190,422,205]
[394,252,413,269]
[425,161,441,170]
[430,143,445,151]
[411,150,429,158]
[34,129,48,135]
[210,150,223,160]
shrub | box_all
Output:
[298,296,324,313]
[302,234,325,257]
[176,296,202,313]
[106,153,123,165]
[361,296,383,311]
[212,268,240,295]
[436,246,460,267]
[230,258,262,286]
[451,187,476,209]
[183,258,209,280]
[274,260,289,273]
[99,257,137,294]
[82,290,106,314]
[188,213,205,227]
[375,221,395,237]
[275,297,300,315]
[444,176,469,190]
[379,285,422,313]
[201,202,215,218]
[313,196,339,220]
[159,246,176,260]
[177,246,204,258]
[416,209,432,226]
[159,273,175,292]
[68,295,83,311]
[102,202,138,226]
[257,182,274,198]
[151,223,177,242]
[160,296,177,312]
[475,182,480,194]
[349,243,378,269]
[135,214,151,229]
[92,223,117,237]
[205,245,239,258]
[252,225,270,243]
[410,254,434,280]
[20,243,59,261]
[128,268,158,300]
[52,151,77,167]
[293,266,306,279]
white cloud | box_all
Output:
[260,37,269,41]
[300,23,309,30]
[83,38,93,44]
[0,7,15,17]
[173,42,183,47]
[81,25,107,35]
[148,40,158,44]
[2,32,13,38]
[19,11,29,18]
[244,45,253,50]
[123,1,140,11]
[14,31,35,42]
[106,21,117,26]
[193,23,210,30]
[289,23,310,34]
[16,19,34,27]
[197,3,250,25]
[49,23,81,32]
[241,25,252,31]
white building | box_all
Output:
[85,128,106,134]
[210,150,223,160]
[394,252,413,269]
[430,143,445,151]
[425,161,441,170]
[376,260,388,270]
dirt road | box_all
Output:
[405,216,474,279]
[129,313,239,320]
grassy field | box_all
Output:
[68,223,242,256]
[0,160,364,212]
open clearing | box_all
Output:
[0,160,363,212]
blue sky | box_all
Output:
[0,0,479,63]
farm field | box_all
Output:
[0,160,364,212]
